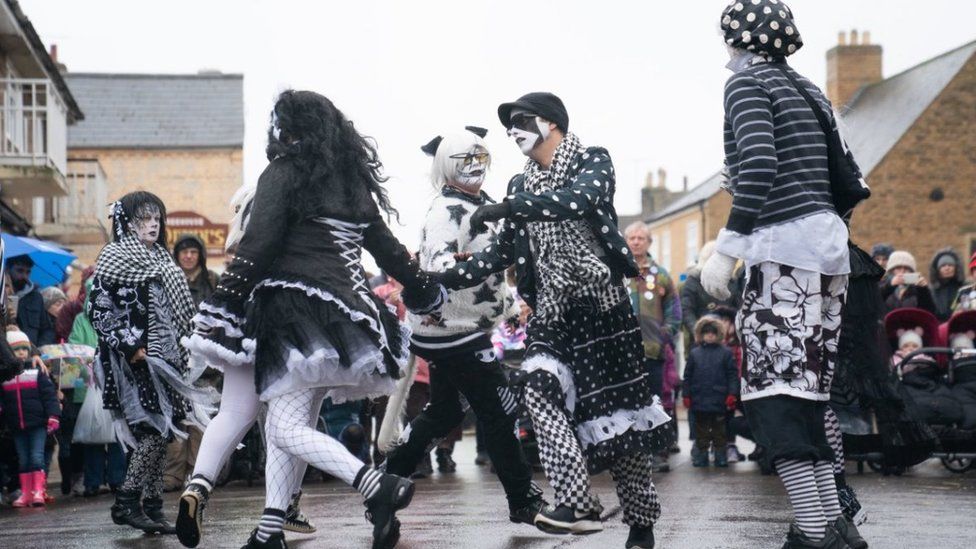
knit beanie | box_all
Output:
[41,286,67,310]
[951,333,974,350]
[886,250,917,273]
[871,243,894,260]
[6,329,31,350]
[937,254,957,269]
[898,330,923,349]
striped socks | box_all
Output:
[775,459,826,541]
[353,466,383,501]
[256,508,286,543]
[814,461,842,522]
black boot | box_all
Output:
[240,528,287,549]
[283,490,316,534]
[435,447,456,473]
[142,497,177,535]
[833,516,867,549]
[509,496,547,525]
[363,473,415,549]
[177,479,210,547]
[111,490,164,533]
[781,524,851,549]
[627,524,655,548]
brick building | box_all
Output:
[642,32,976,276]
[51,72,244,265]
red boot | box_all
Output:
[12,473,32,508]
[31,470,48,507]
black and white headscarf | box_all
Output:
[523,132,615,321]
[94,232,196,341]
[721,0,803,59]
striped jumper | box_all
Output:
[723,61,838,235]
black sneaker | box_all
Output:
[509,497,546,525]
[435,448,457,473]
[534,504,603,535]
[781,523,849,549]
[837,485,867,526]
[364,473,415,549]
[240,528,287,549]
[282,491,316,534]
[177,482,210,547]
[627,524,655,548]
[833,516,867,549]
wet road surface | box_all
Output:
[2,424,974,548]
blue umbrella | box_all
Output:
[2,234,77,288]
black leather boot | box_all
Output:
[142,496,177,535]
[110,490,164,533]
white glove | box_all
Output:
[701,252,737,301]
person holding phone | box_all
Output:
[880,250,937,315]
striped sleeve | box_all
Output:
[724,73,777,235]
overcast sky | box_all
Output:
[22,0,976,255]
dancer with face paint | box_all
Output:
[380,126,548,527]
[184,90,444,549]
[89,191,217,536]
[702,2,869,548]
[175,183,318,548]
[434,93,673,549]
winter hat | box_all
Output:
[41,286,67,310]
[498,92,569,133]
[720,0,803,59]
[886,250,917,273]
[898,329,923,349]
[6,329,30,350]
[951,333,975,350]
[936,254,957,269]
[871,243,894,260]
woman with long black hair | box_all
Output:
[184,90,443,549]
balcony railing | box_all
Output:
[33,158,108,233]
[0,78,68,177]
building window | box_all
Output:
[661,229,672,274]
[686,221,699,270]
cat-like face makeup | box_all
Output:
[507,110,550,155]
[449,145,490,192]
[130,203,162,245]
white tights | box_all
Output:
[264,387,365,511]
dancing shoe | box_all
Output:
[176,479,211,547]
[111,490,165,533]
[833,516,867,549]
[509,496,547,525]
[240,528,287,549]
[364,473,415,549]
[283,490,316,534]
[534,504,603,535]
[781,523,851,549]
[626,524,655,548]
[435,448,457,473]
[837,485,867,526]
[143,497,177,534]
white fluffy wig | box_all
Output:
[225,183,257,252]
[429,131,491,190]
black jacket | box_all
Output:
[679,272,742,334]
[439,146,639,306]
[1,366,60,431]
[929,248,965,321]
[174,234,219,307]
[17,287,55,346]
[683,343,738,414]
[880,276,937,315]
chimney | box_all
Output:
[682,176,689,193]
[657,168,667,190]
[644,171,655,190]
[826,29,882,108]
[48,44,67,73]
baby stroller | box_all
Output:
[934,310,976,472]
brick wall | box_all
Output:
[850,53,976,267]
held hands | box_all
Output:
[47,416,60,434]
[725,395,738,411]
[701,252,737,300]
[130,348,147,364]
[468,202,511,235]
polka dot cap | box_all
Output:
[721,0,803,58]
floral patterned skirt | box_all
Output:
[737,262,848,402]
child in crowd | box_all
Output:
[1,330,60,507]
[683,317,738,467]
[891,329,937,374]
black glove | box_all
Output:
[468,201,511,236]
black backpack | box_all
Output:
[777,67,871,218]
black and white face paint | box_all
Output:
[449,145,490,193]
[507,109,550,155]
[130,203,162,246]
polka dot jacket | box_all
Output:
[440,146,640,311]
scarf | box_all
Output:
[523,132,615,321]
[95,234,195,342]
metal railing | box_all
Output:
[0,78,68,176]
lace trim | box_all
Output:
[575,398,672,448]
[182,332,253,370]
[521,353,577,414]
